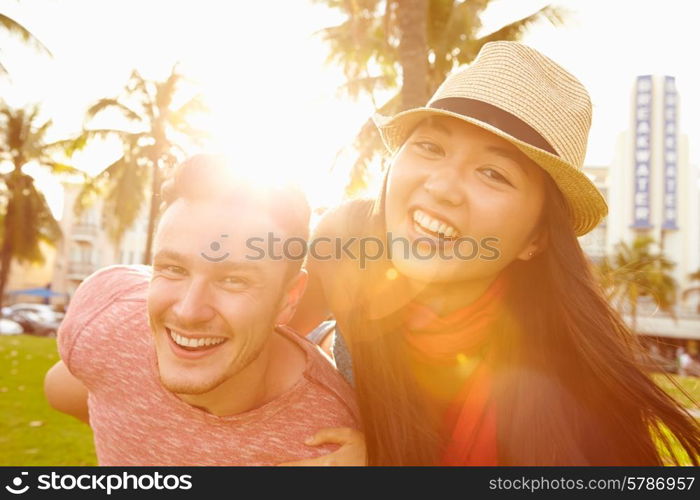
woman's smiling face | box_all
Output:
[384,116,548,285]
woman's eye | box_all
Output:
[412,141,444,156]
[480,167,513,186]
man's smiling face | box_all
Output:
[147,197,291,395]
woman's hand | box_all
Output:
[278,427,367,466]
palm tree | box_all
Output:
[315,0,567,194]
[0,12,51,75]
[596,235,677,332]
[681,268,700,314]
[73,66,208,264]
[0,103,80,309]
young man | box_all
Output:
[44,155,358,466]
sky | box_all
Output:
[2,0,700,220]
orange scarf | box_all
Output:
[403,274,508,466]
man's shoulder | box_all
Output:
[65,264,150,326]
[74,264,151,300]
[58,265,151,370]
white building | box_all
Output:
[51,181,150,301]
[579,75,700,341]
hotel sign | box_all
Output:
[662,76,679,230]
[632,75,653,229]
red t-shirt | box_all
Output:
[58,265,359,465]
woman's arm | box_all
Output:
[44,360,90,424]
[286,258,331,335]
[288,199,372,337]
[287,204,348,335]
[277,427,367,466]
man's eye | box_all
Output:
[412,141,444,156]
[155,265,186,276]
[480,167,513,187]
[221,276,248,287]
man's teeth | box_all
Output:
[169,329,226,348]
[412,209,459,238]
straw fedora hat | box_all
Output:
[373,41,607,236]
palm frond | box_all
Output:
[156,65,184,114]
[48,133,91,157]
[125,70,156,122]
[80,128,144,143]
[342,91,400,193]
[127,70,149,95]
[44,161,83,176]
[471,5,567,54]
[169,94,208,129]
[73,169,111,216]
[30,117,53,143]
[0,13,52,57]
[85,98,143,123]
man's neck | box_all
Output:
[177,329,306,417]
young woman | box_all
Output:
[286,41,700,466]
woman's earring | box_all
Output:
[528,251,535,258]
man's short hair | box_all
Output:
[159,154,310,280]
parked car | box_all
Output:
[0,318,23,335]
[4,303,63,337]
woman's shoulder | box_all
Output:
[313,198,376,239]
[306,199,377,320]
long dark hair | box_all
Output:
[334,169,700,465]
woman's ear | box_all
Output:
[275,269,309,326]
[517,228,548,261]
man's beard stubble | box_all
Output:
[155,320,276,396]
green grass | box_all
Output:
[652,373,700,465]
[0,335,698,466]
[653,372,700,409]
[0,335,96,466]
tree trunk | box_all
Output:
[143,158,161,265]
[0,172,17,310]
[396,0,429,110]
[0,230,13,311]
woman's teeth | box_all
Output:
[412,209,459,239]
[169,329,226,349]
